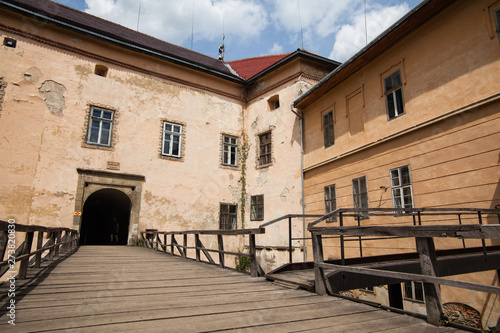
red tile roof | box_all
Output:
[228,53,292,80]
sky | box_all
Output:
[53,0,422,63]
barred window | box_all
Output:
[222,135,238,166]
[324,184,337,222]
[219,203,237,230]
[250,195,264,221]
[384,71,405,120]
[87,107,113,146]
[258,131,272,166]
[390,165,414,213]
[162,122,182,157]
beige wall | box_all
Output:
[0,13,245,243]
[300,0,500,327]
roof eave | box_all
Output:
[292,0,456,110]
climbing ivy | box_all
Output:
[239,131,250,228]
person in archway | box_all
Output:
[110,217,119,244]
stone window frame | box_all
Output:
[256,129,273,169]
[219,202,238,230]
[158,119,186,162]
[220,132,239,169]
[81,103,118,151]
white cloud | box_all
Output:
[268,42,284,55]
[329,3,410,62]
[84,0,269,46]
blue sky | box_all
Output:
[53,0,422,62]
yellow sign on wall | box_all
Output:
[74,212,82,216]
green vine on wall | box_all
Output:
[239,131,250,228]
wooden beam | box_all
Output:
[312,232,327,295]
[218,234,225,268]
[18,231,34,279]
[416,237,443,326]
[309,224,500,239]
[34,231,44,268]
[249,234,257,277]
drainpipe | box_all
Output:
[290,104,307,262]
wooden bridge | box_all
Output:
[1,245,465,332]
[1,208,499,332]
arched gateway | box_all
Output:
[73,169,144,245]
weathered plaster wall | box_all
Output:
[0,23,244,239]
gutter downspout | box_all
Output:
[290,104,307,262]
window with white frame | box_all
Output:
[222,135,238,167]
[324,184,337,222]
[390,165,414,213]
[87,107,113,146]
[250,195,264,221]
[219,203,237,230]
[323,110,334,148]
[384,70,405,120]
[162,122,182,157]
[352,176,369,219]
[404,281,424,302]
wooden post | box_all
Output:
[416,237,443,326]
[249,233,258,277]
[0,230,7,262]
[34,231,44,268]
[312,232,327,295]
[19,231,34,279]
[195,234,201,262]
[163,233,167,253]
[288,216,293,263]
[218,234,225,268]
[54,231,62,257]
[183,234,187,258]
[171,234,175,255]
[48,232,56,260]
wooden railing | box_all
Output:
[0,220,79,280]
[139,228,265,277]
[308,207,500,326]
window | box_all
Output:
[94,65,108,77]
[324,184,337,222]
[258,131,272,166]
[87,107,113,146]
[404,281,424,302]
[268,95,280,111]
[390,165,414,213]
[162,122,182,157]
[219,203,237,230]
[352,176,369,219]
[222,135,238,166]
[3,37,16,48]
[384,70,405,120]
[250,195,264,221]
[323,110,334,148]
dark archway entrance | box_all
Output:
[80,189,131,245]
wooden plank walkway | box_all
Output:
[0,246,467,332]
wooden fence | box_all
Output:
[0,220,79,280]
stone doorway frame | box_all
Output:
[74,169,145,245]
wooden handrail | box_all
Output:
[0,220,79,280]
[140,228,265,277]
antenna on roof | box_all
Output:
[218,15,225,61]
[136,0,142,31]
[191,0,194,50]
[218,34,225,61]
[298,1,304,50]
